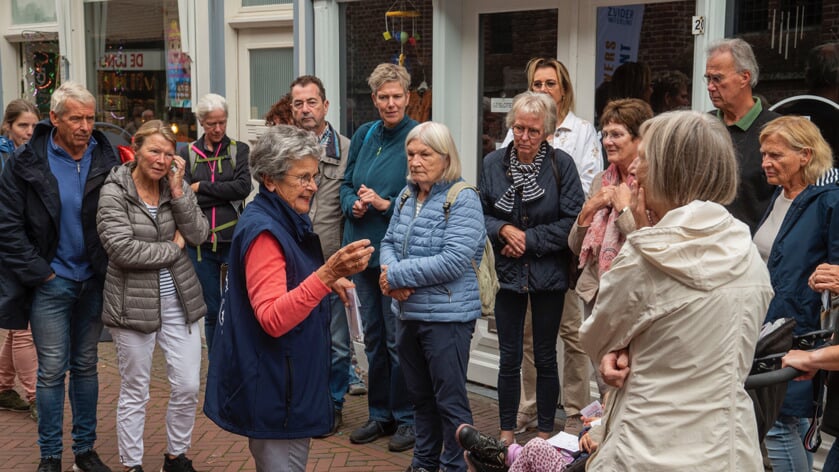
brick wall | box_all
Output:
[637,1,696,79]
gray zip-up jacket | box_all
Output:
[97,163,209,333]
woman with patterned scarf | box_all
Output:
[479,91,585,447]
[567,98,653,392]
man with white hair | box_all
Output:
[0,81,119,472]
[705,38,779,233]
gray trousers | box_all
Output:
[248,437,310,472]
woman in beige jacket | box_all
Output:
[97,120,208,472]
[580,111,772,471]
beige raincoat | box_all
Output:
[581,201,772,471]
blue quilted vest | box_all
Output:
[204,185,332,439]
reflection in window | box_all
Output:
[731,0,828,104]
[250,48,293,120]
[12,0,56,24]
[83,0,196,143]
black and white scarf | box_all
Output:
[494,142,548,214]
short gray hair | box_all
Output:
[640,110,738,207]
[405,121,462,184]
[249,125,324,182]
[707,38,759,88]
[196,93,228,121]
[51,81,95,116]
[505,92,557,136]
[367,63,410,94]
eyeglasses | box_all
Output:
[511,125,543,140]
[202,120,227,129]
[292,98,322,110]
[703,74,726,86]
[286,172,321,187]
[602,130,629,141]
[532,80,558,90]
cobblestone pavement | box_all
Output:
[0,330,547,472]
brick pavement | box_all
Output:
[0,330,541,472]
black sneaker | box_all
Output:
[456,424,507,467]
[405,466,432,472]
[0,389,30,411]
[349,419,396,444]
[387,424,416,452]
[36,458,61,472]
[161,453,197,472]
[125,467,145,472]
[72,450,112,472]
[464,451,509,472]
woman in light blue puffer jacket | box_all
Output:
[379,121,485,472]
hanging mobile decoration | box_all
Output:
[770,5,807,60]
[384,0,420,67]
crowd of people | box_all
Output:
[0,35,838,472]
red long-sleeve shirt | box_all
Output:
[245,231,331,337]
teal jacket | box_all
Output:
[340,116,418,267]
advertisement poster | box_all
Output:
[594,5,645,88]
[165,15,191,108]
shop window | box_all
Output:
[593,1,696,121]
[242,0,292,5]
[341,0,433,136]
[737,0,821,34]
[478,10,559,157]
[249,48,294,120]
[730,0,828,104]
[12,0,56,24]
[83,0,196,144]
[20,38,60,115]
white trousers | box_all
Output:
[111,294,202,467]
[248,437,310,472]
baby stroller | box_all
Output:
[745,294,839,452]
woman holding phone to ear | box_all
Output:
[97,120,209,472]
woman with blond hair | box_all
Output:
[98,120,208,472]
[754,115,839,472]
[340,63,418,450]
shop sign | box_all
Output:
[98,50,164,71]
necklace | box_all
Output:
[132,172,160,206]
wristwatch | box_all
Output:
[618,206,630,217]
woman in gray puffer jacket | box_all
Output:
[97,120,208,472]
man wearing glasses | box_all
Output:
[705,38,779,233]
[288,75,355,438]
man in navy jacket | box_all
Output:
[0,81,118,472]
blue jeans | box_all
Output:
[399,319,475,472]
[765,415,813,472]
[353,266,413,426]
[328,293,352,410]
[824,440,839,472]
[187,243,229,352]
[29,275,104,459]
[495,289,564,433]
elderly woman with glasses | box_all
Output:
[204,125,374,471]
[501,57,604,435]
[480,91,584,446]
